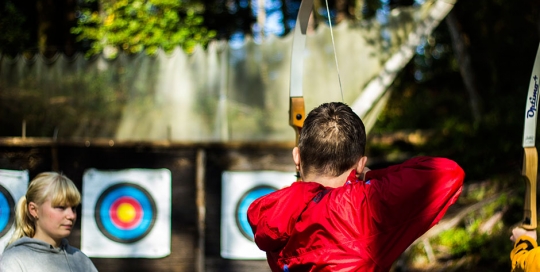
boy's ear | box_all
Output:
[356,156,368,174]
[292,147,301,166]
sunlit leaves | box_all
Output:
[72,0,216,57]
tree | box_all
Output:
[71,0,217,57]
[0,1,32,57]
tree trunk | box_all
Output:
[280,0,290,35]
[257,0,266,38]
[446,10,482,125]
[36,0,76,57]
[335,0,347,23]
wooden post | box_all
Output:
[195,148,206,272]
[51,127,59,172]
[22,120,26,139]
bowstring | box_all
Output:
[324,0,344,102]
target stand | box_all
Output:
[0,169,29,254]
[221,171,295,259]
[81,168,171,258]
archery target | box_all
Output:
[82,168,171,258]
[94,183,157,243]
[0,169,29,254]
[221,171,295,259]
[0,186,15,238]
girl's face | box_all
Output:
[29,199,77,247]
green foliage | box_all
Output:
[71,0,216,57]
[432,193,515,267]
[438,224,487,256]
[436,224,513,268]
[0,1,30,56]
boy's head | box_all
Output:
[296,102,366,177]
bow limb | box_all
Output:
[289,0,313,179]
[521,44,540,230]
[522,147,538,230]
[289,0,313,143]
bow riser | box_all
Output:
[522,146,538,230]
[289,97,306,145]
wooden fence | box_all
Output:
[0,138,299,272]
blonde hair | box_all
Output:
[7,172,81,246]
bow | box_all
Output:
[289,0,313,179]
[521,43,540,230]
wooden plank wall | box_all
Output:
[0,139,296,272]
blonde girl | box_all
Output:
[0,172,97,272]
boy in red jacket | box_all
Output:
[247,102,465,272]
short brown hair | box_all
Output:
[298,102,366,177]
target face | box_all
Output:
[221,171,295,259]
[236,186,276,241]
[0,185,15,238]
[82,168,171,258]
[0,169,29,255]
[95,183,157,243]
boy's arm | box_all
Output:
[511,235,540,272]
[363,156,464,228]
[354,156,464,266]
[247,182,326,252]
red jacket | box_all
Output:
[247,156,464,272]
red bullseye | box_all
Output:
[109,196,143,229]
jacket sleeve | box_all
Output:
[247,182,326,252]
[358,156,464,267]
[511,235,540,272]
[363,156,465,231]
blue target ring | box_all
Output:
[0,185,15,238]
[236,185,276,241]
[95,183,156,243]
